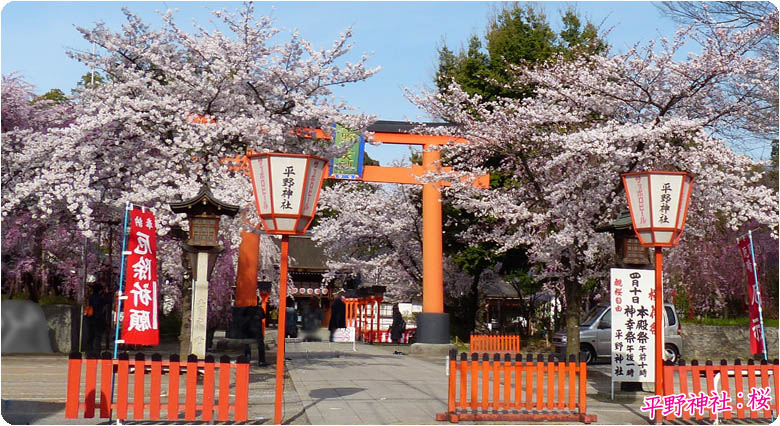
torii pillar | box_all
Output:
[232,123,487,345]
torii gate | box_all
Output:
[233,120,487,345]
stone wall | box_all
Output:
[41,304,82,353]
[681,323,779,362]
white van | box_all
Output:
[552,303,683,364]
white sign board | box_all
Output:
[332,326,356,343]
[610,268,656,383]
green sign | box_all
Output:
[329,124,365,179]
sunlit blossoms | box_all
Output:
[311,182,471,301]
[3,3,379,240]
[410,11,778,355]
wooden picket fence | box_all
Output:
[65,352,249,421]
[436,351,596,423]
[663,358,779,422]
[470,334,521,354]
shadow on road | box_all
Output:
[1,399,63,425]
[284,387,364,424]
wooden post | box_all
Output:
[654,247,663,424]
[274,235,290,424]
[422,145,444,315]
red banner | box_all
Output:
[121,208,159,346]
[738,236,763,355]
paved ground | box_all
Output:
[2,330,767,425]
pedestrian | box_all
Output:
[253,304,267,366]
[328,290,346,341]
[302,298,323,341]
[390,303,406,354]
[85,283,108,353]
[240,305,267,366]
[285,297,298,338]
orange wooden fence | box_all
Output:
[365,328,416,344]
[436,351,596,423]
[65,352,249,421]
[470,334,521,354]
[344,296,384,341]
[663,358,779,422]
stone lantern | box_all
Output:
[596,210,653,269]
[169,186,239,358]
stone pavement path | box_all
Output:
[282,341,449,424]
[1,334,716,425]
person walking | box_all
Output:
[389,303,406,355]
[85,283,108,353]
[302,298,323,341]
[241,305,267,366]
[285,297,298,338]
[328,291,346,342]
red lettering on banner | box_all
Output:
[121,208,159,346]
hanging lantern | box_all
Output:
[621,171,694,247]
[248,153,328,235]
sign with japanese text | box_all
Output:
[121,207,159,345]
[329,124,365,180]
[738,235,764,355]
[610,268,655,383]
[623,171,693,246]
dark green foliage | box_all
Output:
[435,5,606,102]
[435,4,607,338]
[33,88,68,104]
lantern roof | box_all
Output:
[595,210,634,234]
[169,185,239,217]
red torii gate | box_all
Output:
[233,121,487,344]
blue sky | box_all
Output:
[1,1,680,163]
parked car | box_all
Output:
[552,303,683,364]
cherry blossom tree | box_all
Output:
[311,181,471,302]
[1,74,86,301]
[410,12,778,358]
[2,4,379,349]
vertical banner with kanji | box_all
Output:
[610,268,655,383]
[328,124,365,180]
[738,235,764,355]
[121,207,159,345]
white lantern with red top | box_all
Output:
[248,153,328,235]
[620,169,694,421]
[621,171,694,247]
[247,151,330,425]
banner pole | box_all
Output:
[747,230,768,361]
[113,202,132,358]
[109,201,132,423]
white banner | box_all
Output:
[332,327,355,343]
[610,268,656,383]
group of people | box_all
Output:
[84,284,408,362]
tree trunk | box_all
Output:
[469,273,480,332]
[564,278,583,361]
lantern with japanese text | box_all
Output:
[621,170,693,423]
[247,153,328,235]
[247,152,328,425]
[621,171,694,247]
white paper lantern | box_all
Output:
[248,153,328,235]
[622,171,694,247]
